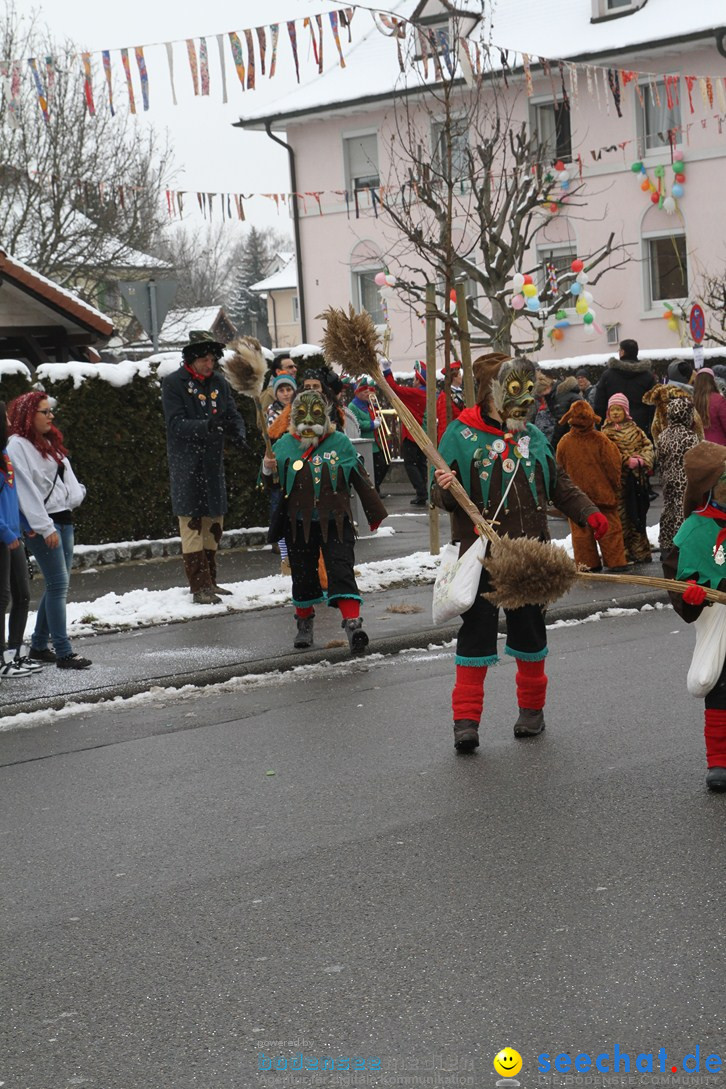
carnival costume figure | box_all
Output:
[432,356,607,753]
[262,389,386,654]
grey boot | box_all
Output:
[513,708,546,738]
[453,719,479,753]
[294,616,314,649]
[342,617,369,655]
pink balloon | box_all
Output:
[511,294,525,311]
[374,272,387,287]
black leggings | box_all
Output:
[286,519,360,608]
[0,542,31,651]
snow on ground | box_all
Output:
[0,604,670,733]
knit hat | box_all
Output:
[697,367,715,377]
[607,392,631,418]
[683,442,726,516]
[413,360,427,384]
[273,373,296,394]
[355,377,374,393]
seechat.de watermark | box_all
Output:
[258,1052,381,1073]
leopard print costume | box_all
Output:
[655,397,701,554]
[602,415,655,562]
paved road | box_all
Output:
[2,606,725,1089]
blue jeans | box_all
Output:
[25,523,74,659]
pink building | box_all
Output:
[238,0,726,368]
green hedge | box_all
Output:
[0,364,267,545]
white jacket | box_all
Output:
[7,435,86,538]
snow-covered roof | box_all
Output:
[250,260,298,293]
[0,249,113,337]
[237,0,722,129]
[159,307,230,345]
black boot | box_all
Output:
[342,617,369,655]
[706,766,726,792]
[294,616,314,649]
[453,719,480,753]
[513,708,546,738]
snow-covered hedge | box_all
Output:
[0,360,267,545]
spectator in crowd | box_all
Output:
[436,361,466,443]
[0,402,35,677]
[665,358,695,392]
[266,374,297,576]
[656,396,701,556]
[693,368,726,446]
[533,371,557,442]
[348,378,387,494]
[602,392,655,564]
[161,330,248,605]
[260,354,297,414]
[7,391,91,668]
[551,376,582,447]
[593,339,656,435]
[383,361,428,505]
[575,368,597,406]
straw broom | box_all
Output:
[222,337,273,458]
[319,306,726,609]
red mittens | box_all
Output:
[586,512,609,541]
[682,580,707,606]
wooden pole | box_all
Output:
[455,280,476,408]
[425,283,440,556]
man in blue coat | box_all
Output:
[161,330,247,604]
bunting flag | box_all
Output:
[120,48,136,113]
[459,38,474,87]
[0,61,21,128]
[81,53,95,115]
[166,42,178,106]
[256,26,267,76]
[135,46,149,110]
[269,24,279,78]
[522,53,533,96]
[437,27,454,77]
[418,28,429,79]
[102,50,115,115]
[45,55,55,89]
[329,11,346,68]
[340,8,354,42]
[315,15,324,73]
[27,57,49,122]
[186,38,200,95]
[287,21,300,82]
[216,34,228,103]
[228,32,246,88]
[199,37,210,96]
[244,29,255,90]
[304,18,320,70]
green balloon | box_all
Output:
[583,312,594,325]
[631,161,643,172]
[673,161,685,173]
[556,310,567,320]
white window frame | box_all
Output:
[529,96,573,165]
[591,0,645,17]
[606,322,621,346]
[635,77,682,158]
[352,266,386,326]
[642,229,688,311]
[343,129,380,194]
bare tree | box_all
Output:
[376,17,628,357]
[156,222,247,311]
[701,272,726,345]
[0,3,173,297]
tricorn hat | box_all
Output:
[683,442,726,516]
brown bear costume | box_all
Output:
[555,399,627,571]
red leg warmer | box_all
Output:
[704,708,726,767]
[337,599,360,621]
[452,665,487,722]
[515,658,548,711]
[295,606,315,619]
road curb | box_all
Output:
[2,590,668,720]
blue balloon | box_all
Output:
[671,183,684,199]
[570,282,582,296]
[526,297,540,311]
[554,320,570,328]
[561,179,570,191]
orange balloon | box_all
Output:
[640,179,650,191]
[663,310,674,320]
[552,328,564,340]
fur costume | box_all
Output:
[642,383,703,446]
[602,399,655,563]
[432,354,599,750]
[555,400,626,570]
[662,443,726,787]
[655,397,701,554]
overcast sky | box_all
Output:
[19,0,360,233]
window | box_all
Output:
[354,269,385,325]
[607,0,632,7]
[292,295,299,321]
[647,234,688,305]
[344,133,380,192]
[531,101,572,163]
[431,117,469,184]
[538,248,577,300]
[637,78,682,153]
[606,323,621,345]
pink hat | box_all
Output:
[698,367,715,377]
[607,392,632,418]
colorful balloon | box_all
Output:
[522,283,538,298]
[650,191,660,204]
[582,312,594,325]
[575,298,589,316]
[663,310,674,320]
[374,272,387,286]
[673,161,685,174]
[630,161,644,173]
[512,273,525,291]
[667,319,678,331]
[556,309,567,320]
[571,259,584,274]
[674,173,685,184]
[523,274,534,285]
[662,196,676,215]
[640,179,650,192]
[552,328,564,340]
[511,294,525,311]
[671,183,684,199]
[576,271,589,285]
[570,282,582,296]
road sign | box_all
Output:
[119,279,178,349]
[689,303,705,345]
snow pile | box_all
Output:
[0,359,32,379]
[37,359,155,389]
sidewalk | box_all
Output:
[2,480,667,721]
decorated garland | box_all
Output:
[631,157,686,215]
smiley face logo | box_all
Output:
[493,1047,523,1078]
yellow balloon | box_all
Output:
[575,298,589,315]
[667,319,678,331]
[522,283,537,298]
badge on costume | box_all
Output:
[460,428,473,439]
[516,435,530,459]
[502,458,515,474]
[491,438,506,454]
[292,459,304,471]
[715,546,725,566]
